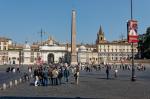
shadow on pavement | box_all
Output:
[0,96,104,99]
[96,77,115,80]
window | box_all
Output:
[93,58,95,60]
[30,56,34,62]
[12,57,16,60]
[108,45,109,48]
[116,57,118,60]
[3,46,6,50]
[99,49,101,52]
[134,49,136,52]
[4,42,7,45]
[31,52,34,56]
[104,49,106,52]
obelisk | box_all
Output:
[71,10,77,65]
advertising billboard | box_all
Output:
[127,20,138,43]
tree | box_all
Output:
[143,27,150,59]
[146,27,150,35]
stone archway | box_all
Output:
[47,53,54,64]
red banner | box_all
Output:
[127,20,139,43]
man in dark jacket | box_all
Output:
[64,67,70,82]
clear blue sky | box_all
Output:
[0,0,149,44]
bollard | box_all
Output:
[19,78,22,83]
[3,83,7,90]
[9,81,13,88]
[22,77,25,82]
[30,74,33,78]
[26,76,29,81]
[15,80,18,85]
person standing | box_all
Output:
[106,65,110,79]
[114,68,118,78]
[16,65,20,73]
[52,67,58,85]
[43,68,48,86]
[34,68,39,86]
[74,66,79,85]
[63,67,70,82]
[58,67,63,85]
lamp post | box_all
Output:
[131,43,136,81]
[19,50,22,66]
[130,0,136,81]
[38,28,46,64]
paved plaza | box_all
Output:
[0,64,150,99]
[0,65,29,85]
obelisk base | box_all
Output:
[71,54,77,65]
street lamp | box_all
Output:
[130,0,136,81]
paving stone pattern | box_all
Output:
[0,64,150,99]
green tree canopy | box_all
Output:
[143,27,150,59]
[146,27,150,35]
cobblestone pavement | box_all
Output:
[0,65,30,84]
[0,64,150,99]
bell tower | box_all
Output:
[96,26,105,44]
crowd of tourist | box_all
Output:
[32,64,79,86]
[82,63,146,79]
[4,62,146,86]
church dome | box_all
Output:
[23,42,31,50]
[79,45,86,52]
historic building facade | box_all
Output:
[0,37,12,64]
[0,35,98,65]
[0,26,138,65]
[77,44,98,65]
[96,26,138,64]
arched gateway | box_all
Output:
[47,53,54,64]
